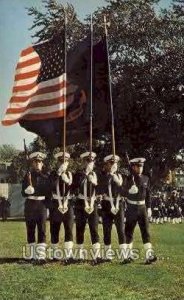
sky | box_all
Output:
[0,0,172,150]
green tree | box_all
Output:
[27,0,85,45]
[92,0,184,183]
[25,0,184,185]
[0,144,19,162]
[7,137,49,183]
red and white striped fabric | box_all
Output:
[2,40,68,126]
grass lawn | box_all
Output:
[0,221,184,300]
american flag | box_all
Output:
[2,35,76,126]
[2,36,110,147]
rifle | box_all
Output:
[23,139,32,186]
[125,152,138,193]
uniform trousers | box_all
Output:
[75,199,99,244]
[24,199,47,244]
[101,200,126,245]
[125,204,150,244]
[49,200,74,244]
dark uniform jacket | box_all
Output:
[168,195,181,217]
[49,170,71,197]
[73,171,96,197]
[122,174,151,208]
[72,171,97,209]
[97,171,122,198]
[98,171,123,212]
[151,197,162,209]
[49,170,73,209]
[22,170,51,204]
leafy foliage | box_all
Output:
[0,145,19,162]
[23,0,184,184]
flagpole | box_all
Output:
[90,13,93,156]
[63,7,67,163]
[61,6,67,212]
[88,14,93,211]
[104,16,116,159]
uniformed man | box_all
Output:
[49,151,74,264]
[73,152,101,264]
[179,193,184,221]
[151,192,162,224]
[168,190,181,224]
[22,152,50,264]
[0,197,11,221]
[98,154,127,263]
[123,157,157,264]
[160,193,168,223]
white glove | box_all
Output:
[61,172,72,185]
[85,162,94,175]
[147,208,152,218]
[88,172,97,186]
[110,163,118,175]
[97,194,103,201]
[128,185,138,194]
[112,174,123,186]
[57,162,69,175]
[25,185,35,195]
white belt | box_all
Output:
[56,179,69,214]
[78,194,96,201]
[78,192,96,214]
[127,199,145,205]
[104,196,121,201]
[27,196,45,201]
[52,193,71,200]
[105,182,121,215]
[153,208,159,211]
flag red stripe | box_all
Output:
[13,82,37,93]
[32,81,66,95]
[2,110,64,125]
[10,81,66,103]
[6,97,65,114]
[11,81,66,100]
[21,46,35,57]
[16,56,40,69]
[15,70,39,81]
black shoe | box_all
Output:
[23,258,35,264]
[145,255,157,265]
[77,258,86,264]
[121,258,131,265]
[63,257,75,265]
[34,259,46,265]
[17,258,33,264]
[91,257,104,266]
[52,258,60,262]
[103,258,112,263]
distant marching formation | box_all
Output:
[150,190,184,224]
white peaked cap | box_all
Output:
[80,152,96,160]
[129,157,146,164]
[29,152,46,160]
[104,154,120,163]
[171,190,177,194]
[54,152,70,159]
